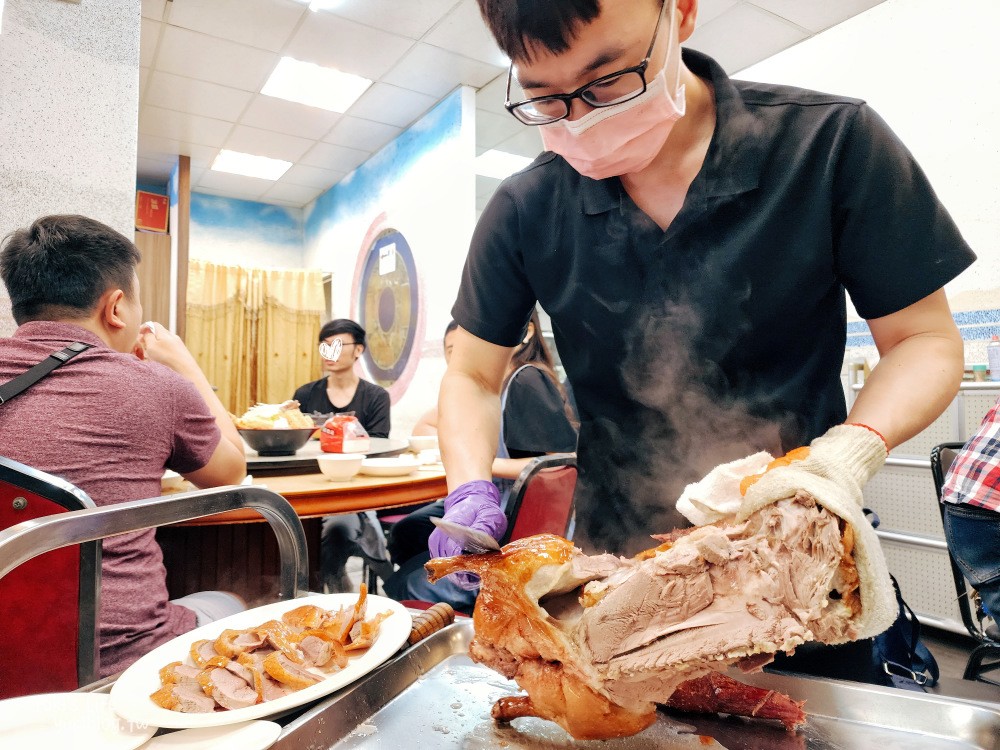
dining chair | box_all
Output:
[930,442,1000,684]
[0,473,310,697]
[0,456,101,698]
[500,453,578,544]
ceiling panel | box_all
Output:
[299,141,371,172]
[750,0,885,34]
[284,11,414,80]
[422,0,508,67]
[383,43,504,98]
[140,19,160,68]
[492,127,544,160]
[166,0,307,52]
[138,133,219,166]
[195,170,272,199]
[136,0,890,208]
[475,108,523,154]
[688,4,808,74]
[345,82,438,128]
[323,116,402,153]
[241,95,342,141]
[157,25,279,92]
[145,71,253,122]
[224,124,315,162]
[141,0,167,21]
[281,163,348,189]
[139,105,235,148]
[326,0,462,40]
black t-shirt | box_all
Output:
[503,365,578,458]
[452,49,975,554]
[292,378,391,438]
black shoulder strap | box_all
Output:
[0,342,93,405]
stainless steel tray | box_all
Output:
[273,620,1000,749]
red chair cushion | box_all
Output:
[509,466,577,541]
[0,484,81,698]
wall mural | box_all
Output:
[352,212,424,401]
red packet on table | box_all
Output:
[320,413,371,453]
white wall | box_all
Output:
[0,0,141,335]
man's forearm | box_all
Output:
[847,331,964,448]
[439,370,501,492]
[176,363,244,453]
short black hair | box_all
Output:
[319,318,367,348]
[477,0,601,62]
[0,214,141,325]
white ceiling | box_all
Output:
[138,0,887,209]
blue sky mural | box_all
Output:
[304,88,463,244]
[192,193,303,249]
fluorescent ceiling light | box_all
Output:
[308,0,345,10]
[475,150,533,180]
[262,56,372,113]
[211,150,291,181]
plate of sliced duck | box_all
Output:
[110,587,410,729]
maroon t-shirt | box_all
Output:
[0,321,221,676]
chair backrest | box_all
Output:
[0,456,100,698]
[930,441,993,642]
[501,454,578,544]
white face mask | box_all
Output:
[539,7,686,179]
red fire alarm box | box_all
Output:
[135,190,169,233]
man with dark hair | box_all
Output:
[435,0,975,682]
[0,214,247,677]
[294,318,392,592]
[293,318,390,435]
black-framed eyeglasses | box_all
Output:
[504,0,667,126]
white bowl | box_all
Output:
[407,435,439,453]
[316,453,364,481]
[359,456,420,477]
[161,470,185,491]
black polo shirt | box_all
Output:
[292,378,391,438]
[453,49,975,555]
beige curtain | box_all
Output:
[186,260,325,416]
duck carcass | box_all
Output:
[426,493,860,740]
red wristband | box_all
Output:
[845,422,889,452]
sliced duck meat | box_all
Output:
[150,683,218,713]
[215,628,267,658]
[263,651,322,690]
[282,604,329,630]
[158,661,202,690]
[190,639,223,668]
[225,658,255,685]
[198,666,259,710]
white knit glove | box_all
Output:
[738,424,896,641]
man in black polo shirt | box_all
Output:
[433,0,974,667]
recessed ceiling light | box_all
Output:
[262,56,372,113]
[211,150,292,181]
[475,150,533,180]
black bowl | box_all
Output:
[238,428,315,456]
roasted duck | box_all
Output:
[426,493,856,740]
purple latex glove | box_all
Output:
[428,480,507,590]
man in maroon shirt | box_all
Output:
[0,215,247,676]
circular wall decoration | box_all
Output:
[351,213,424,401]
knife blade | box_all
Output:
[431,517,501,554]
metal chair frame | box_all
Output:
[930,442,1000,683]
[500,453,578,545]
[0,480,310,691]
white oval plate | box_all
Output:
[0,692,155,750]
[111,594,411,729]
[140,720,281,749]
[359,457,420,477]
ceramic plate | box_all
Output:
[0,693,155,750]
[139,720,281,749]
[111,594,411,729]
[358,457,420,477]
